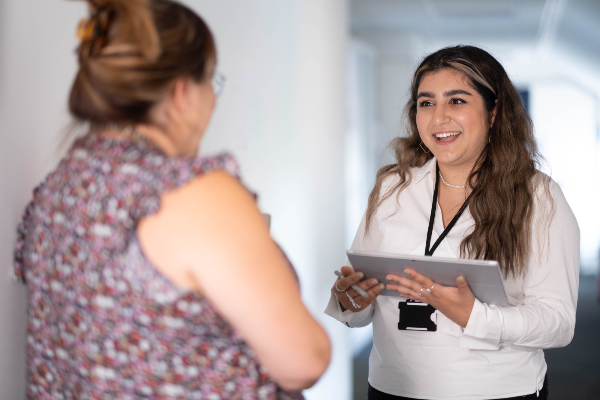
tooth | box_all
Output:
[436,132,460,138]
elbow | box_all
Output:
[547,315,576,349]
[274,335,332,391]
[558,320,576,348]
[551,330,574,349]
[557,311,576,348]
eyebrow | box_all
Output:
[416,89,473,99]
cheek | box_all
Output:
[456,111,487,138]
[198,90,215,124]
[415,112,429,140]
[203,99,215,126]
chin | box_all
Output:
[431,151,461,164]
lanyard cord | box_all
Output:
[425,163,474,256]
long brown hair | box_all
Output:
[69,0,216,124]
[366,45,550,278]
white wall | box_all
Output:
[191,1,351,398]
[0,0,352,399]
[345,40,381,248]
[530,80,600,273]
[379,59,413,157]
[0,1,85,398]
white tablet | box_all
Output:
[347,250,508,306]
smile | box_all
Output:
[434,131,461,138]
[432,131,461,145]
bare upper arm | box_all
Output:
[137,170,292,293]
[137,170,330,389]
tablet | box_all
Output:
[346,250,508,306]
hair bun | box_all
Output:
[70,0,216,125]
[79,0,160,61]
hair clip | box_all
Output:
[76,5,113,56]
[77,17,97,41]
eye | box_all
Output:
[450,97,467,105]
[418,100,433,107]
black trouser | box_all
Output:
[367,375,548,400]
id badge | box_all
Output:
[398,300,437,331]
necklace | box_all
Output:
[438,170,470,189]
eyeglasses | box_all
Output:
[212,72,226,98]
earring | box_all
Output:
[419,142,430,153]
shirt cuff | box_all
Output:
[324,290,372,326]
[460,298,503,350]
[442,312,464,338]
[499,304,524,345]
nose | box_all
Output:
[433,103,450,126]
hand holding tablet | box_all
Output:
[346,250,508,306]
[385,267,476,329]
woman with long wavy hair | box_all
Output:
[326,45,579,399]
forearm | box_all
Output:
[263,310,332,391]
[460,298,576,351]
[461,181,580,351]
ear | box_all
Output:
[489,99,498,127]
[171,78,191,113]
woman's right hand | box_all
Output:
[333,266,386,312]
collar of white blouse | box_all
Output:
[413,158,437,185]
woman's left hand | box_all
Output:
[385,269,475,328]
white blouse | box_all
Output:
[325,158,579,399]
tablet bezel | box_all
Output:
[346,250,508,306]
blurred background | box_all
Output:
[0,0,598,399]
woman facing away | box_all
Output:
[13,0,330,398]
[326,45,579,399]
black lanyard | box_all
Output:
[425,163,473,256]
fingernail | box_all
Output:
[403,269,410,274]
[458,277,465,283]
[356,272,364,279]
[378,284,386,291]
[386,285,393,290]
[385,276,393,281]
[370,279,378,285]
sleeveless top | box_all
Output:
[13,135,304,400]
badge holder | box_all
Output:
[398,300,437,331]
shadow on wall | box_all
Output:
[352,275,600,400]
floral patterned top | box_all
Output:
[13,135,304,400]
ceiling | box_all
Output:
[350,0,600,65]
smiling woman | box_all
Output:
[367,46,540,276]
[325,45,579,400]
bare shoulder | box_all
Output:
[137,170,269,290]
[164,170,254,213]
[145,170,263,242]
